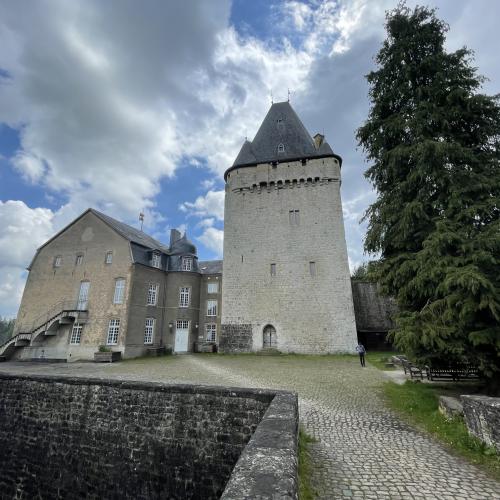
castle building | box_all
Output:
[3,209,222,361]
[220,102,357,353]
[1,102,383,362]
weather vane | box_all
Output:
[287,88,291,102]
[270,90,273,105]
[139,211,144,231]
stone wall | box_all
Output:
[461,395,500,452]
[219,324,253,353]
[0,374,277,499]
[350,281,397,333]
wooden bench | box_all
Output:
[401,359,424,380]
[425,365,479,381]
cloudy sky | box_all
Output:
[0,0,498,317]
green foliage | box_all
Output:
[0,317,15,345]
[98,345,111,352]
[357,4,500,389]
[384,381,500,480]
[298,426,318,500]
[350,261,380,281]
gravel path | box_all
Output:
[1,355,499,499]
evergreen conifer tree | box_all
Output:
[357,4,500,389]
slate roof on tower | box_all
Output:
[225,101,341,180]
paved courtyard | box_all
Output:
[1,355,499,499]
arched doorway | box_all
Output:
[263,325,277,349]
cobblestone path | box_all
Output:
[1,355,499,499]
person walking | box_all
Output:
[356,343,366,367]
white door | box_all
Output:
[175,320,189,352]
[77,281,90,310]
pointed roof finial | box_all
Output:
[139,211,145,231]
[287,88,291,102]
[270,90,273,105]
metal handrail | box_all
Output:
[27,299,83,333]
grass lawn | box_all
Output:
[365,350,398,370]
[298,426,317,500]
[384,381,500,481]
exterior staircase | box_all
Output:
[0,300,88,360]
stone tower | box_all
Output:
[220,102,357,353]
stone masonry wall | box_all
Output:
[0,374,272,499]
[461,395,500,452]
[219,324,253,353]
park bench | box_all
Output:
[424,365,479,381]
[401,358,424,380]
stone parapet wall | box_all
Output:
[461,395,500,451]
[219,324,253,352]
[0,374,279,499]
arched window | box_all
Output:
[278,143,285,154]
[263,325,277,348]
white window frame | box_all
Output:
[207,282,218,294]
[179,287,190,308]
[113,278,126,304]
[54,255,62,267]
[144,317,155,345]
[105,251,113,264]
[70,323,83,345]
[278,143,285,153]
[206,323,217,342]
[207,299,217,317]
[75,254,83,266]
[147,283,159,306]
[181,257,193,271]
[151,252,161,269]
[106,319,120,345]
[176,319,189,330]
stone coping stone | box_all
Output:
[221,391,299,499]
[0,373,299,499]
[461,395,500,452]
[438,396,464,420]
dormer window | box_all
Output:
[181,256,193,271]
[278,143,285,154]
[151,252,161,269]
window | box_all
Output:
[144,318,155,344]
[207,282,218,294]
[113,278,126,304]
[106,319,120,345]
[289,210,300,226]
[105,251,113,264]
[309,261,316,277]
[278,143,285,153]
[70,323,83,345]
[75,254,83,266]
[151,253,161,269]
[77,281,90,310]
[176,319,189,330]
[179,287,190,308]
[147,283,159,306]
[206,324,216,342]
[207,300,217,317]
[54,255,62,267]
[182,257,193,271]
[270,263,276,277]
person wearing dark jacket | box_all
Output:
[356,343,366,367]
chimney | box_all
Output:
[313,133,324,149]
[170,229,182,247]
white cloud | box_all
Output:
[198,227,224,257]
[179,190,225,221]
[0,201,56,316]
